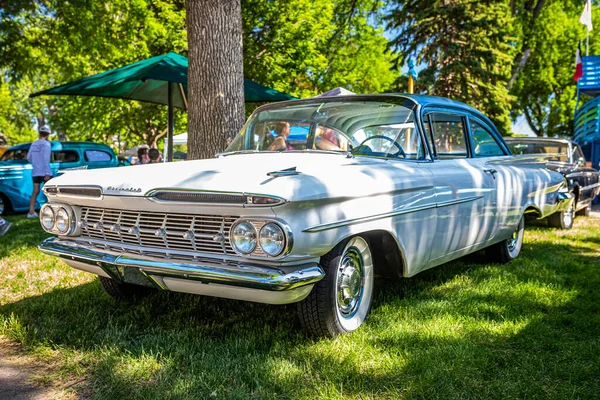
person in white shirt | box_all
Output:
[26,125,52,218]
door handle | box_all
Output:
[484,168,497,178]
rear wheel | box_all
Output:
[297,236,375,337]
[576,203,591,217]
[99,276,154,302]
[547,201,575,229]
[485,217,524,264]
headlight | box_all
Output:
[259,223,286,256]
[55,207,71,234]
[231,221,257,254]
[40,205,55,231]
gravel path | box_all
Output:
[0,341,73,400]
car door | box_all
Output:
[51,149,82,175]
[422,111,497,263]
[569,143,598,209]
[465,116,516,239]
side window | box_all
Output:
[0,149,28,161]
[424,113,468,159]
[52,150,79,163]
[470,120,505,157]
[84,150,112,162]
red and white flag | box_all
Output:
[574,44,583,82]
[579,0,593,32]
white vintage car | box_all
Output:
[39,95,573,337]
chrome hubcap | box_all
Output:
[337,248,364,317]
[563,204,574,227]
[507,226,520,252]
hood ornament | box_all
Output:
[266,166,300,177]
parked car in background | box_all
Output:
[39,95,572,337]
[506,137,600,228]
[0,141,120,213]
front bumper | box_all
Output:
[556,191,575,212]
[39,238,324,304]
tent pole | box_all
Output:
[168,81,174,162]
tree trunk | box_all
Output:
[186,0,245,160]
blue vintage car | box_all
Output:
[0,141,120,213]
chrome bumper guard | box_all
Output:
[556,192,575,212]
[39,238,324,304]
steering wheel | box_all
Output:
[358,135,406,158]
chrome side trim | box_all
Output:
[39,237,324,292]
[302,195,484,233]
[303,203,436,233]
[436,195,484,208]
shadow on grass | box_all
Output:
[1,223,599,398]
[0,216,51,259]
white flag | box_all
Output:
[580,0,593,32]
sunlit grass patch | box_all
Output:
[0,214,599,399]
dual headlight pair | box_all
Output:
[40,204,76,235]
[230,220,291,257]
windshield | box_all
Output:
[507,141,569,163]
[225,100,425,160]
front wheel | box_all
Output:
[485,217,524,264]
[547,201,575,229]
[297,236,375,337]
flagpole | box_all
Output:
[586,31,589,56]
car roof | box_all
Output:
[258,93,486,120]
[7,141,113,151]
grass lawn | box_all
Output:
[1,215,599,399]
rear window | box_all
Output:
[84,150,112,162]
[508,142,569,162]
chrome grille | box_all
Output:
[80,207,238,255]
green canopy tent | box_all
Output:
[30,52,296,161]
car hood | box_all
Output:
[47,153,422,202]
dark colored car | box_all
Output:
[506,137,600,228]
[0,141,120,213]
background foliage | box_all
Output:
[0,0,598,147]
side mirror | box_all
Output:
[577,157,586,166]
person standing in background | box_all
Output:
[136,147,149,165]
[26,125,52,218]
[148,148,163,164]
